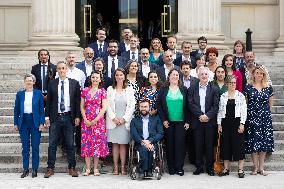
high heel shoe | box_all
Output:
[83,169,91,176]
[113,166,119,175]
[94,169,100,176]
[121,166,127,175]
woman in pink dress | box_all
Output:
[80,70,109,176]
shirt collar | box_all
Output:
[199,82,208,88]
[97,40,104,46]
[142,114,150,120]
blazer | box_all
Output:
[173,55,197,69]
[157,86,190,124]
[156,65,180,82]
[130,115,164,145]
[121,50,141,63]
[217,91,247,125]
[118,42,127,56]
[88,41,108,59]
[232,70,243,92]
[31,63,56,92]
[106,86,136,130]
[46,78,81,123]
[103,56,127,78]
[76,60,92,77]
[14,89,45,129]
[182,76,199,89]
[187,82,219,129]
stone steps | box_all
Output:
[0,133,49,143]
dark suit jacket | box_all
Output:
[76,60,92,77]
[88,41,108,59]
[46,78,81,123]
[182,76,199,89]
[31,63,56,92]
[157,86,190,124]
[187,82,219,129]
[118,42,127,56]
[173,55,197,69]
[14,89,45,129]
[156,65,180,82]
[121,50,141,63]
[103,56,127,78]
[190,49,208,62]
[130,115,164,145]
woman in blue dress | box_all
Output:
[243,65,274,176]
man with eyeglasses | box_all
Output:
[76,47,95,78]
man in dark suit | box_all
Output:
[44,61,81,178]
[174,41,197,68]
[88,28,108,59]
[156,50,180,82]
[76,47,94,78]
[188,66,219,176]
[191,36,208,62]
[130,99,164,177]
[31,49,56,102]
[139,48,158,78]
[103,39,126,79]
[166,35,182,60]
[118,26,133,55]
[121,35,141,63]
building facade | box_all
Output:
[0,0,283,56]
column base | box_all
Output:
[273,37,284,56]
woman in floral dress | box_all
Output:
[80,70,109,176]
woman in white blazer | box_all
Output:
[217,75,247,178]
[106,68,136,175]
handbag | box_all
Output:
[214,133,223,174]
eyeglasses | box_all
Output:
[228,82,236,85]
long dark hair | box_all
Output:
[145,70,162,89]
[222,54,237,71]
[213,65,227,82]
[38,49,54,79]
[88,70,104,89]
[92,57,106,74]
[165,68,183,88]
[112,68,128,89]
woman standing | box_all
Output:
[233,40,246,70]
[190,54,214,81]
[140,71,161,115]
[149,38,164,65]
[243,66,274,176]
[14,73,45,178]
[213,66,228,96]
[157,69,189,176]
[217,75,247,178]
[80,71,109,176]
[222,54,243,92]
[106,68,136,175]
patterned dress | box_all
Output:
[243,84,274,154]
[140,86,159,111]
[81,87,109,157]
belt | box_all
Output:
[58,111,71,116]
[23,113,33,116]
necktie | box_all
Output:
[99,44,103,56]
[42,64,47,92]
[111,58,115,77]
[131,52,136,60]
[60,81,65,112]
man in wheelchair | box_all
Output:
[130,99,164,179]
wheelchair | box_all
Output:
[127,140,165,180]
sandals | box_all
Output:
[94,169,100,176]
[219,169,230,176]
[259,170,268,176]
[238,169,245,178]
[113,166,119,175]
[250,169,258,175]
[121,166,127,175]
[83,169,91,176]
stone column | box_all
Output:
[22,0,82,55]
[273,1,284,56]
[176,0,229,53]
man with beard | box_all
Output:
[139,48,158,78]
[174,41,196,68]
[76,47,95,78]
[130,99,163,178]
[118,27,133,55]
[191,36,208,61]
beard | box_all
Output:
[140,110,149,116]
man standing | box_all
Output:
[121,35,141,62]
[180,61,199,89]
[44,61,81,178]
[188,66,219,176]
[76,47,94,78]
[130,100,163,177]
[156,50,179,81]
[166,35,182,60]
[88,28,108,59]
[139,48,158,78]
[191,36,208,61]
[118,27,133,55]
[174,41,196,68]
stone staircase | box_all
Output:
[0,56,284,173]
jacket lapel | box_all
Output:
[205,84,211,111]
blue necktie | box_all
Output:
[131,52,136,60]
[111,58,115,77]
[99,44,103,56]
[42,65,47,92]
[60,81,65,112]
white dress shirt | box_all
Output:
[24,91,33,113]
[142,115,150,140]
[199,83,208,113]
[183,76,191,89]
[125,42,130,51]
[58,78,70,113]
[84,61,93,77]
[107,56,118,78]
[141,61,151,78]
[130,49,139,60]
[56,67,86,89]
[163,64,172,79]
[182,55,191,62]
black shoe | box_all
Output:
[168,168,175,175]
[32,170,38,178]
[21,170,29,178]
[219,169,230,177]
[146,171,153,177]
[193,168,204,175]
[238,169,245,178]
[206,169,215,176]
[176,170,184,176]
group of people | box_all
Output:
[13,27,274,179]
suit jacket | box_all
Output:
[156,65,180,82]
[14,89,45,129]
[88,41,108,59]
[31,63,56,92]
[182,76,199,89]
[76,60,92,77]
[103,56,127,78]
[158,51,182,66]
[121,50,141,63]
[187,82,219,129]
[118,42,127,56]
[190,49,208,62]
[130,115,164,145]
[46,78,81,123]
[157,86,190,124]
[173,55,197,69]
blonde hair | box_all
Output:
[250,65,269,88]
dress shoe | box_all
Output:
[32,170,38,178]
[146,171,153,177]
[44,168,54,178]
[20,170,29,178]
[176,170,184,176]
[238,169,245,178]
[206,169,215,176]
[219,169,230,177]
[193,168,204,175]
[68,168,79,177]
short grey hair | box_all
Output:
[24,73,36,82]
[197,66,210,76]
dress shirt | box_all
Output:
[56,67,86,89]
[130,49,139,60]
[142,115,150,140]
[183,76,191,89]
[24,91,33,113]
[107,56,118,78]
[141,61,151,78]
[41,63,48,93]
[199,83,208,113]
[182,55,191,62]
[97,40,105,50]
[57,78,70,113]
[125,42,130,51]
[163,64,173,79]
[84,61,93,77]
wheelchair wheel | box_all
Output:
[153,167,161,180]
[130,167,137,180]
